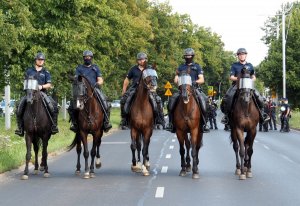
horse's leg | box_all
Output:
[190,129,200,179]
[141,130,152,176]
[21,134,32,180]
[32,138,39,174]
[184,133,191,172]
[177,130,187,176]
[75,133,82,175]
[231,129,241,175]
[81,132,90,179]
[41,135,50,178]
[137,134,142,164]
[130,129,141,172]
[95,132,103,169]
[245,128,256,178]
[236,129,246,180]
[89,133,99,178]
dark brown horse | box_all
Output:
[230,67,259,180]
[173,73,203,179]
[129,67,158,176]
[21,76,52,180]
[68,75,104,179]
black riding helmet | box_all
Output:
[83,50,93,57]
[34,52,45,60]
[183,48,195,56]
[236,48,247,55]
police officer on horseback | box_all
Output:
[68,50,112,132]
[165,48,210,133]
[15,52,59,136]
[221,48,269,125]
[119,52,165,129]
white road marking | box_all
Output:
[172,139,176,142]
[169,145,174,149]
[155,187,165,198]
[166,154,171,159]
[280,154,295,163]
[254,140,258,143]
[161,166,168,173]
[263,145,270,150]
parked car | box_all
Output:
[111,100,121,108]
[0,100,15,116]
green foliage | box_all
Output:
[0,0,234,102]
[258,2,300,108]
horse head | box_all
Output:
[237,66,253,104]
[72,75,88,110]
[142,67,158,92]
[178,73,192,104]
[23,75,39,104]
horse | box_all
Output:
[68,75,104,179]
[21,76,53,180]
[230,67,260,180]
[129,67,158,176]
[173,73,203,179]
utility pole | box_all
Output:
[282,5,286,98]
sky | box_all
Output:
[155,0,291,66]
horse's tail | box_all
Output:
[67,133,80,151]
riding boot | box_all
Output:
[119,103,128,129]
[165,113,175,133]
[68,106,78,132]
[51,112,59,135]
[103,109,112,133]
[15,116,24,137]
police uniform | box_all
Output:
[166,62,209,133]
[15,66,59,136]
[68,64,112,132]
[280,100,290,132]
[221,62,267,124]
[208,100,218,129]
[120,65,165,128]
[269,100,277,130]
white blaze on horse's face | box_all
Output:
[143,69,158,92]
[178,75,192,104]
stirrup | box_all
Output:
[51,126,59,135]
[70,124,78,132]
[15,128,24,137]
[221,116,229,124]
[165,123,175,133]
[103,123,112,133]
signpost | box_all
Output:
[208,86,214,97]
[164,81,172,106]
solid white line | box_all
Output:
[161,166,168,173]
[166,154,171,159]
[172,139,176,142]
[155,187,165,198]
[169,145,174,149]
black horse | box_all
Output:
[21,76,53,180]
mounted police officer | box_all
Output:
[221,48,269,125]
[165,48,210,133]
[15,52,59,136]
[119,52,165,129]
[280,97,291,132]
[68,50,112,132]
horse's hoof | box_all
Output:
[83,172,90,179]
[186,166,192,173]
[75,170,81,176]
[145,161,150,170]
[235,169,241,175]
[21,175,29,180]
[142,165,150,176]
[179,170,186,177]
[192,173,200,179]
[239,174,246,180]
[143,171,150,176]
[43,173,50,178]
[39,166,45,172]
[246,172,253,178]
[34,170,39,175]
[90,173,95,178]
[96,158,102,169]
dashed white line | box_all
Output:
[280,154,295,163]
[169,145,174,149]
[166,154,171,159]
[161,166,168,173]
[155,187,165,198]
[263,145,270,150]
[172,139,176,142]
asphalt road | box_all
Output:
[1,118,300,206]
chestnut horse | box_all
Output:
[129,67,158,176]
[230,67,259,180]
[21,76,53,180]
[173,73,203,179]
[68,75,104,179]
